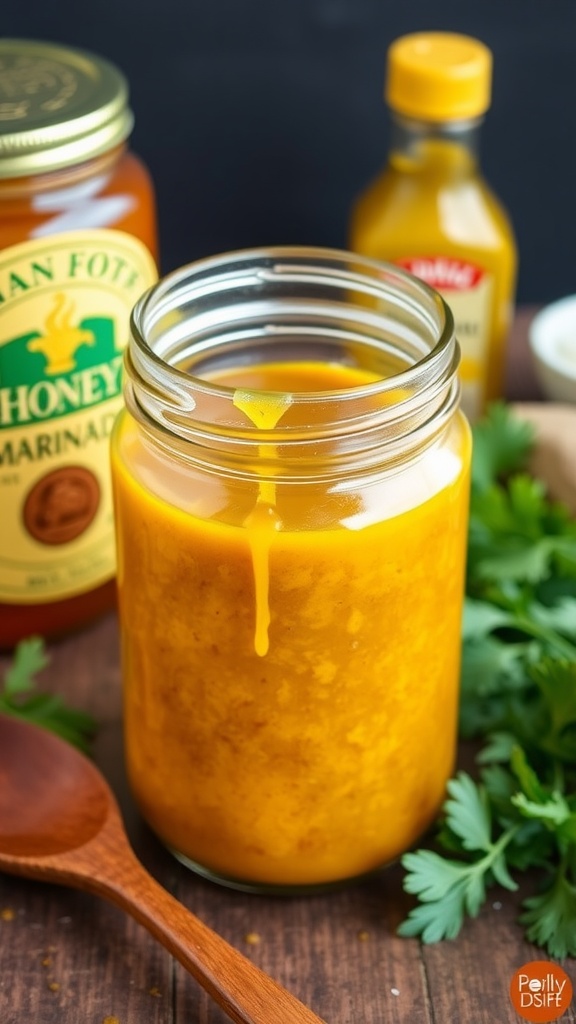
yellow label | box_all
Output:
[438,277,493,422]
[0,229,157,603]
[397,257,493,421]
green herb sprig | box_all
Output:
[399,403,576,958]
[0,636,96,752]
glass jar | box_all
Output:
[0,39,158,648]
[112,247,471,892]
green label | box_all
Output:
[0,311,122,429]
[0,229,157,603]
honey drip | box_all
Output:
[233,389,292,656]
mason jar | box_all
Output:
[0,38,158,647]
[111,247,471,892]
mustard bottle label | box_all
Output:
[0,229,157,603]
[397,257,493,421]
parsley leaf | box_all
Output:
[399,403,576,957]
[398,773,519,942]
[520,869,576,958]
[530,659,576,761]
[398,854,483,942]
[470,401,534,491]
[4,636,49,694]
[0,637,96,753]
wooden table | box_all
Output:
[1,309,574,1024]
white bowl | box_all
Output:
[528,296,576,404]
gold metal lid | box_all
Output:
[0,39,134,178]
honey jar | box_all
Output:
[0,39,158,647]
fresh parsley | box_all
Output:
[0,636,95,752]
[399,403,576,958]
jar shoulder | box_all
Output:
[0,146,158,254]
[110,149,156,199]
[350,162,516,262]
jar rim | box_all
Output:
[125,246,460,474]
[130,245,455,391]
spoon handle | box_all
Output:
[82,840,326,1024]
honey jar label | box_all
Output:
[0,229,157,603]
[396,257,494,421]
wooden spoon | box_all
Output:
[0,714,326,1024]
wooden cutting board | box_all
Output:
[512,402,576,513]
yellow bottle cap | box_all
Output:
[385,32,492,122]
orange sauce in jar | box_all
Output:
[111,249,471,891]
[0,40,157,647]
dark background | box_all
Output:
[4,1,576,304]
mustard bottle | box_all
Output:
[349,32,517,420]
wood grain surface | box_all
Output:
[1,308,574,1024]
